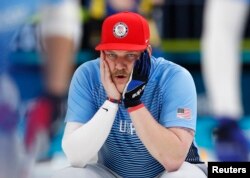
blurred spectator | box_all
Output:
[201,0,249,161]
[0,0,81,177]
[21,1,82,161]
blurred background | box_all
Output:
[2,0,250,177]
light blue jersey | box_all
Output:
[66,56,202,178]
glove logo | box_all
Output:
[132,85,145,98]
[113,22,128,38]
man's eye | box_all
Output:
[106,54,116,59]
[127,54,139,60]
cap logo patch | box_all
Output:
[113,22,128,38]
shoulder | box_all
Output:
[150,57,193,83]
[70,58,100,88]
[74,58,100,77]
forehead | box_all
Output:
[104,50,141,55]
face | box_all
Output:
[103,50,142,93]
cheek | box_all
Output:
[128,68,133,74]
[106,61,115,70]
[128,63,135,73]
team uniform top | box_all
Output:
[65,56,202,178]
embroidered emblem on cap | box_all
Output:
[113,22,128,38]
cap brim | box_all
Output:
[95,43,147,51]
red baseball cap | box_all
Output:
[95,11,150,51]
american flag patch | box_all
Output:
[177,108,191,119]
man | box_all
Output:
[0,0,81,177]
[57,12,207,178]
[201,0,249,161]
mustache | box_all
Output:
[112,69,129,77]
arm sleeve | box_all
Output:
[159,68,197,131]
[62,100,118,167]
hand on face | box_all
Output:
[122,50,151,108]
[100,51,121,100]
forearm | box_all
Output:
[62,100,118,167]
[129,105,192,172]
[43,36,75,95]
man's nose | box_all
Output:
[115,58,126,70]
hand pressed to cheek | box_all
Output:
[100,51,121,100]
[105,54,134,93]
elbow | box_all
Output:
[62,139,87,168]
[162,160,183,172]
[68,157,86,168]
[69,159,87,168]
[159,154,184,172]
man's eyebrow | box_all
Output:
[104,51,115,53]
[105,51,140,55]
[125,52,140,54]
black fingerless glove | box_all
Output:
[122,50,151,108]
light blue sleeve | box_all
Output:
[241,0,250,3]
[159,67,197,131]
[65,64,97,123]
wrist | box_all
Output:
[107,97,122,104]
[124,99,142,108]
[127,103,145,113]
[103,100,119,110]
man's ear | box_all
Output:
[146,45,152,56]
[100,51,105,60]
